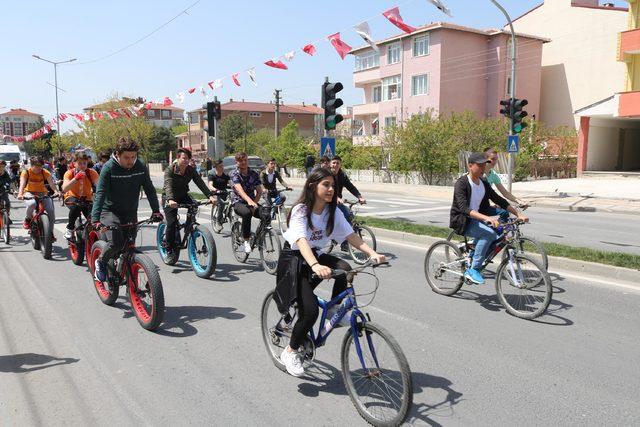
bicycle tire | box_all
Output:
[211,205,224,234]
[231,221,249,263]
[156,222,179,266]
[341,321,413,427]
[502,237,549,271]
[424,240,465,296]
[1,210,9,244]
[128,253,165,331]
[276,205,288,235]
[259,229,281,275]
[260,290,288,373]
[30,220,41,250]
[85,229,99,270]
[40,215,53,260]
[349,225,377,265]
[90,241,119,306]
[188,225,217,278]
[495,253,552,320]
[69,218,85,265]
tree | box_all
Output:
[266,121,313,169]
[218,113,254,152]
[171,124,187,136]
[146,126,175,162]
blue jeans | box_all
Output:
[487,206,510,222]
[464,219,499,270]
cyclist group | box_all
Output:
[7,137,529,378]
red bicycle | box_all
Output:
[64,199,97,266]
[88,218,165,331]
[23,194,58,260]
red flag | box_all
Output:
[383,7,416,34]
[232,73,241,86]
[302,44,316,56]
[122,109,132,118]
[162,97,173,107]
[187,87,196,94]
[95,112,104,120]
[327,33,352,60]
[107,110,120,119]
[144,102,153,110]
[264,59,288,70]
[59,113,67,121]
[207,81,215,90]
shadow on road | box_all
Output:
[156,305,245,337]
[0,353,79,373]
[212,263,262,282]
[298,359,463,426]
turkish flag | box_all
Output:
[232,73,241,86]
[144,102,153,110]
[327,33,352,60]
[264,59,288,70]
[188,88,196,94]
[59,113,68,121]
[383,7,416,34]
[302,44,316,56]
[162,97,173,106]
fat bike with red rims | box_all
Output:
[64,199,93,266]
[89,218,165,331]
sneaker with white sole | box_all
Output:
[94,258,107,283]
[243,240,252,254]
[64,229,73,240]
[280,348,304,377]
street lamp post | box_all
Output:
[32,55,76,152]
[489,0,517,192]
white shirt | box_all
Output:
[266,172,275,184]
[467,175,485,212]
[283,204,354,251]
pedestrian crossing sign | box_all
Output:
[320,137,336,158]
[507,135,520,153]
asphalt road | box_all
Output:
[1,199,639,425]
[151,174,640,256]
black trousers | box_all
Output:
[233,201,260,239]
[289,253,351,350]
[99,211,137,265]
[215,194,228,222]
[162,195,194,248]
[65,197,91,230]
[0,193,10,217]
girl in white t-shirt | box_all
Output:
[278,168,385,377]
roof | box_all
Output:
[191,101,322,115]
[146,103,184,112]
[0,108,42,117]
[574,95,616,115]
[350,22,549,54]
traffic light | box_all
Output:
[511,98,528,134]
[206,101,222,136]
[499,99,511,119]
[322,81,344,130]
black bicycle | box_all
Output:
[157,200,218,279]
[0,188,10,244]
[64,199,94,266]
[327,200,377,265]
[230,204,281,275]
[22,194,58,260]
[210,191,234,234]
[264,188,292,235]
[89,218,165,331]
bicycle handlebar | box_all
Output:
[21,194,60,201]
[165,199,213,209]
[99,217,160,231]
[311,260,389,280]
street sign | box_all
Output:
[320,137,336,158]
[507,135,520,153]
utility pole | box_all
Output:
[489,0,517,192]
[274,89,281,138]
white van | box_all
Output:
[0,143,22,163]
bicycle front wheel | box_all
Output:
[349,225,377,265]
[341,322,413,427]
[424,241,464,296]
[502,237,549,271]
[156,222,179,266]
[495,253,552,320]
[188,225,217,278]
[259,229,281,275]
[210,205,223,234]
[231,222,249,263]
[276,205,288,235]
[89,241,119,306]
[260,291,289,373]
[128,253,165,331]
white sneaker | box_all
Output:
[243,240,252,254]
[64,229,73,239]
[280,348,304,377]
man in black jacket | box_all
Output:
[449,152,528,284]
[330,156,366,251]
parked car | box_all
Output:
[222,155,265,175]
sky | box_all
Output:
[0,0,629,134]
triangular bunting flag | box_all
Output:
[327,32,352,60]
[188,88,196,94]
[162,97,173,107]
[232,73,241,87]
[247,68,258,86]
[264,59,288,70]
[284,51,295,61]
[383,7,416,34]
[354,22,379,52]
[302,44,316,56]
[176,92,185,104]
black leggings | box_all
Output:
[234,201,260,239]
[162,195,194,247]
[65,197,91,230]
[289,253,351,350]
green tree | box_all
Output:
[218,113,254,152]
[146,126,175,162]
[266,121,312,169]
[171,124,187,136]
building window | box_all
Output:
[413,35,430,57]
[506,75,512,97]
[411,74,429,96]
[355,51,380,71]
[384,116,397,129]
[372,118,379,135]
[146,110,155,118]
[249,112,261,117]
[506,38,514,60]
[382,75,402,101]
[387,42,401,65]
[372,86,382,103]
[161,110,171,119]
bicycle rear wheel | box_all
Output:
[211,205,224,234]
[89,241,119,305]
[260,290,292,373]
[349,225,377,265]
[85,228,99,269]
[156,222,179,265]
[40,215,53,260]
[495,253,552,320]
[424,241,465,296]
[128,253,165,331]
[69,218,85,266]
[231,221,249,263]
[188,225,217,278]
[341,321,413,427]
[259,229,281,275]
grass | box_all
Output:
[359,216,640,271]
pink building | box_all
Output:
[351,22,547,145]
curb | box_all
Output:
[369,226,640,285]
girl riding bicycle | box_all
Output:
[276,168,385,377]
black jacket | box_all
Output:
[449,174,510,236]
[334,170,361,199]
[163,163,211,202]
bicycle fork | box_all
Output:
[350,309,381,376]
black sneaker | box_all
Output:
[340,241,349,252]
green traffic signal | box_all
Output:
[322,80,344,131]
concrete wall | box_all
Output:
[586,117,640,171]
[512,0,628,128]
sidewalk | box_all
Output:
[282,175,640,215]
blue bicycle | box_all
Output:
[261,261,413,426]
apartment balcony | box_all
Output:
[353,103,380,117]
[618,91,640,117]
[353,67,380,88]
[618,28,640,61]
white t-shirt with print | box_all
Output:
[283,204,354,250]
[467,175,485,212]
